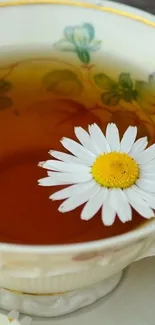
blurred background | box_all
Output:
[112,0,155,14]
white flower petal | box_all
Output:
[143,198,155,210]
[50,180,96,200]
[124,187,154,218]
[88,123,110,153]
[140,164,155,174]
[88,124,108,155]
[136,178,155,193]
[49,150,91,165]
[110,189,132,223]
[61,137,95,164]
[131,185,155,209]
[38,160,90,173]
[74,127,91,148]
[129,136,148,158]
[140,158,155,170]
[101,191,116,226]
[87,125,102,155]
[74,126,99,155]
[136,144,155,164]
[140,173,155,181]
[81,187,108,220]
[58,183,100,213]
[106,123,120,151]
[120,126,137,153]
[132,185,155,200]
[0,314,10,325]
[38,172,92,186]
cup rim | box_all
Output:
[0,0,155,254]
[0,0,155,28]
[0,219,154,254]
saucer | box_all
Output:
[28,257,155,324]
[0,258,154,324]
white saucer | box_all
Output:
[7,257,153,325]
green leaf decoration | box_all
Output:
[0,79,12,93]
[77,49,90,64]
[73,27,88,47]
[148,72,155,83]
[72,24,95,48]
[135,74,155,114]
[54,39,76,52]
[88,40,102,52]
[101,92,120,106]
[121,91,133,102]
[64,26,75,42]
[118,73,133,89]
[95,72,137,106]
[55,23,101,64]
[42,69,83,96]
[131,89,138,100]
[94,73,117,91]
[82,23,95,42]
[0,96,13,110]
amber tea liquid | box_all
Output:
[0,50,153,245]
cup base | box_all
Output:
[0,271,122,317]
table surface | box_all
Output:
[112,0,155,15]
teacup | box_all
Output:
[0,0,155,317]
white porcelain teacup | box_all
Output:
[0,0,155,317]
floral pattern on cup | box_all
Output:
[0,79,12,110]
[0,21,155,143]
[42,69,83,96]
[93,72,138,106]
[54,23,102,64]
[135,72,155,114]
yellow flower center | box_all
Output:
[91,152,139,189]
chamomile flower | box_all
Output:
[38,123,155,226]
[0,310,32,325]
